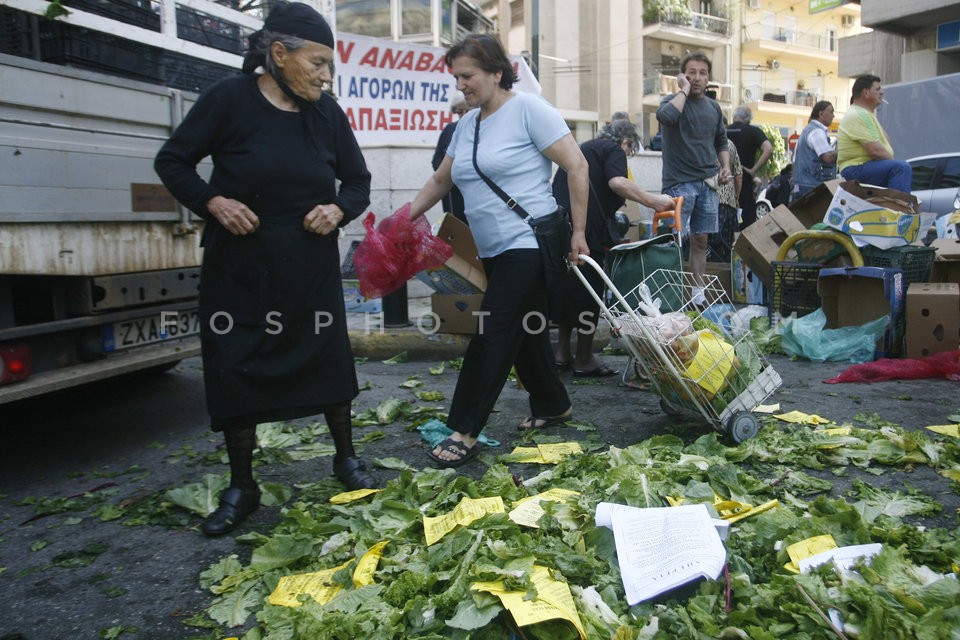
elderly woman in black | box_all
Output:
[154,2,375,537]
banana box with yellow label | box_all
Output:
[824,182,934,250]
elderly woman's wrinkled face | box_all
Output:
[277,40,334,102]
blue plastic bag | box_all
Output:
[779,308,889,364]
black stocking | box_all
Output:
[223,425,258,492]
[325,402,355,462]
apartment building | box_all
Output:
[739,0,861,134]
[839,0,960,82]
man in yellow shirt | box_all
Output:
[837,75,912,193]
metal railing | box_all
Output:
[643,73,733,101]
[652,9,730,37]
[771,28,835,52]
[741,85,838,108]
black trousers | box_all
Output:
[447,248,571,437]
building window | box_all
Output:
[401,0,431,37]
[337,0,391,38]
[826,27,837,52]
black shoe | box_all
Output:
[201,486,260,537]
[333,456,377,490]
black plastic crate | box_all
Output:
[61,0,160,31]
[176,6,243,54]
[859,245,936,287]
[1,7,37,58]
[162,52,235,93]
[39,21,163,82]
[770,261,822,322]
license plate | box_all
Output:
[103,311,201,352]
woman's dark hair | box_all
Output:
[851,74,880,101]
[810,100,833,121]
[445,34,517,90]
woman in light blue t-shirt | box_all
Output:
[409,34,590,468]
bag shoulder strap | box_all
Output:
[472,116,531,221]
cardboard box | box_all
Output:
[930,238,960,284]
[430,293,484,335]
[730,252,765,304]
[818,266,906,358]
[787,179,841,228]
[733,205,807,285]
[342,278,382,313]
[905,282,960,358]
[824,181,932,250]
[415,214,487,295]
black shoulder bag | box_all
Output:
[471,116,572,283]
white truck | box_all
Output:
[0,0,277,403]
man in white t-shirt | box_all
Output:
[790,101,837,202]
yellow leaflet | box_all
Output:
[353,540,388,587]
[509,447,546,463]
[267,560,351,607]
[683,331,735,395]
[939,467,960,482]
[725,499,779,524]
[714,499,752,520]
[926,425,960,438]
[508,443,583,464]
[423,496,505,546]
[472,565,586,640]
[508,489,580,528]
[754,403,780,413]
[816,427,852,436]
[665,496,684,507]
[783,535,837,574]
[538,442,583,464]
[775,410,832,425]
[329,488,381,504]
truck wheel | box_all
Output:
[726,412,759,443]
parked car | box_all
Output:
[908,152,960,217]
[754,164,793,218]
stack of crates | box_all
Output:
[859,245,936,289]
[769,261,823,323]
[1,6,37,58]
[38,21,164,82]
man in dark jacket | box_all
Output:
[726,105,772,228]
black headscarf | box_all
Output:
[242,1,334,74]
[243,2,334,152]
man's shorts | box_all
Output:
[663,180,719,236]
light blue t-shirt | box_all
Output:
[447,92,570,258]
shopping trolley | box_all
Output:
[572,257,782,442]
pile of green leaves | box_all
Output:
[193,417,960,639]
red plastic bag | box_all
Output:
[352,203,453,298]
[824,349,960,384]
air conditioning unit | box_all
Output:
[767,59,781,71]
[841,14,854,27]
[747,0,760,9]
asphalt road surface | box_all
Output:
[0,351,957,639]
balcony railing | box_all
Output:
[770,28,836,52]
[644,74,733,101]
[650,9,730,37]
[742,85,838,109]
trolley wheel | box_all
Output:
[726,411,759,443]
[659,397,682,416]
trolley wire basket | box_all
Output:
[572,257,781,442]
